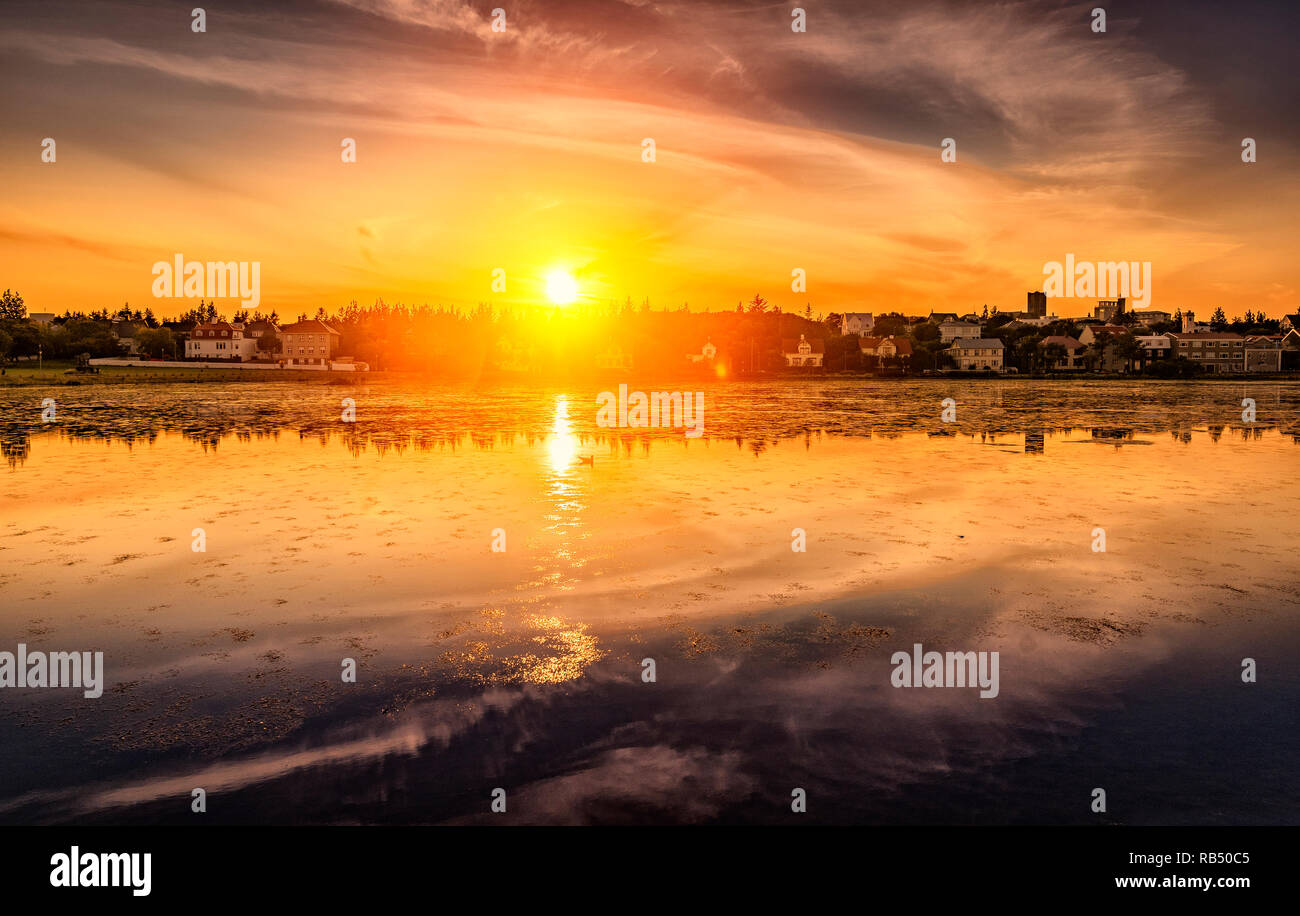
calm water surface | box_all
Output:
[1,379,1297,824]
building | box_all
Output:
[938,320,981,343]
[1094,298,1127,322]
[687,339,718,364]
[109,320,145,356]
[1006,314,1058,328]
[928,311,959,324]
[887,338,913,364]
[782,334,824,367]
[1078,324,1133,371]
[858,336,913,365]
[1131,334,1172,371]
[1244,336,1283,373]
[1038,335,1085,370]
[27,312,56,325]
[1077,324,1126,347]
[1026,290,1047,318]
[242,319,280,360]
[187,320,258,361]
[1180,311,1210,333]
[840,313,875,336]
[947,338,1005,371]
[1130,309,1172,326]
[1280,313,1300,333]
[1166,332,1245,374]
[279,319,341,366]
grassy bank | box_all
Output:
[0,361,363,386]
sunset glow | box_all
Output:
[1,1,1295,318]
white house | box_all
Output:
[783,334,824,367]
[688,340,718,364]
[187,321,259,361]
[947,338,1005,371]
[841,313,875,336]
[938,320,981,343]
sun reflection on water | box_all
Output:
[547,396,579,475]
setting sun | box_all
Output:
[545,270,579,306]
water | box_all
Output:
[1,379,1297,824]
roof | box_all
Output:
[1087,324,1127,335]
[280,319,340,336]
[1039,335,1083,349]
[192,321,238,336]
[842,312,873,320]
[782,337,825,354]
[110,321,145,338]
[950,338,1004,350]
[1167,332,1243,340]
[939,320,980,329]
[245,320,280,334]
[858,336,913,356]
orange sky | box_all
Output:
[1,0,1297,320]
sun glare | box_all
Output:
[545,270,579,306]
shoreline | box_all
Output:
[2,364,1298,387]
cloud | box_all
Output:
[1,0,1294,315]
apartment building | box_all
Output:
[1166,332,1245,373]
[947,338,1005,371]
[938,320,981,343]
[279,319,342,366]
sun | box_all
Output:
[545,270,579,306]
